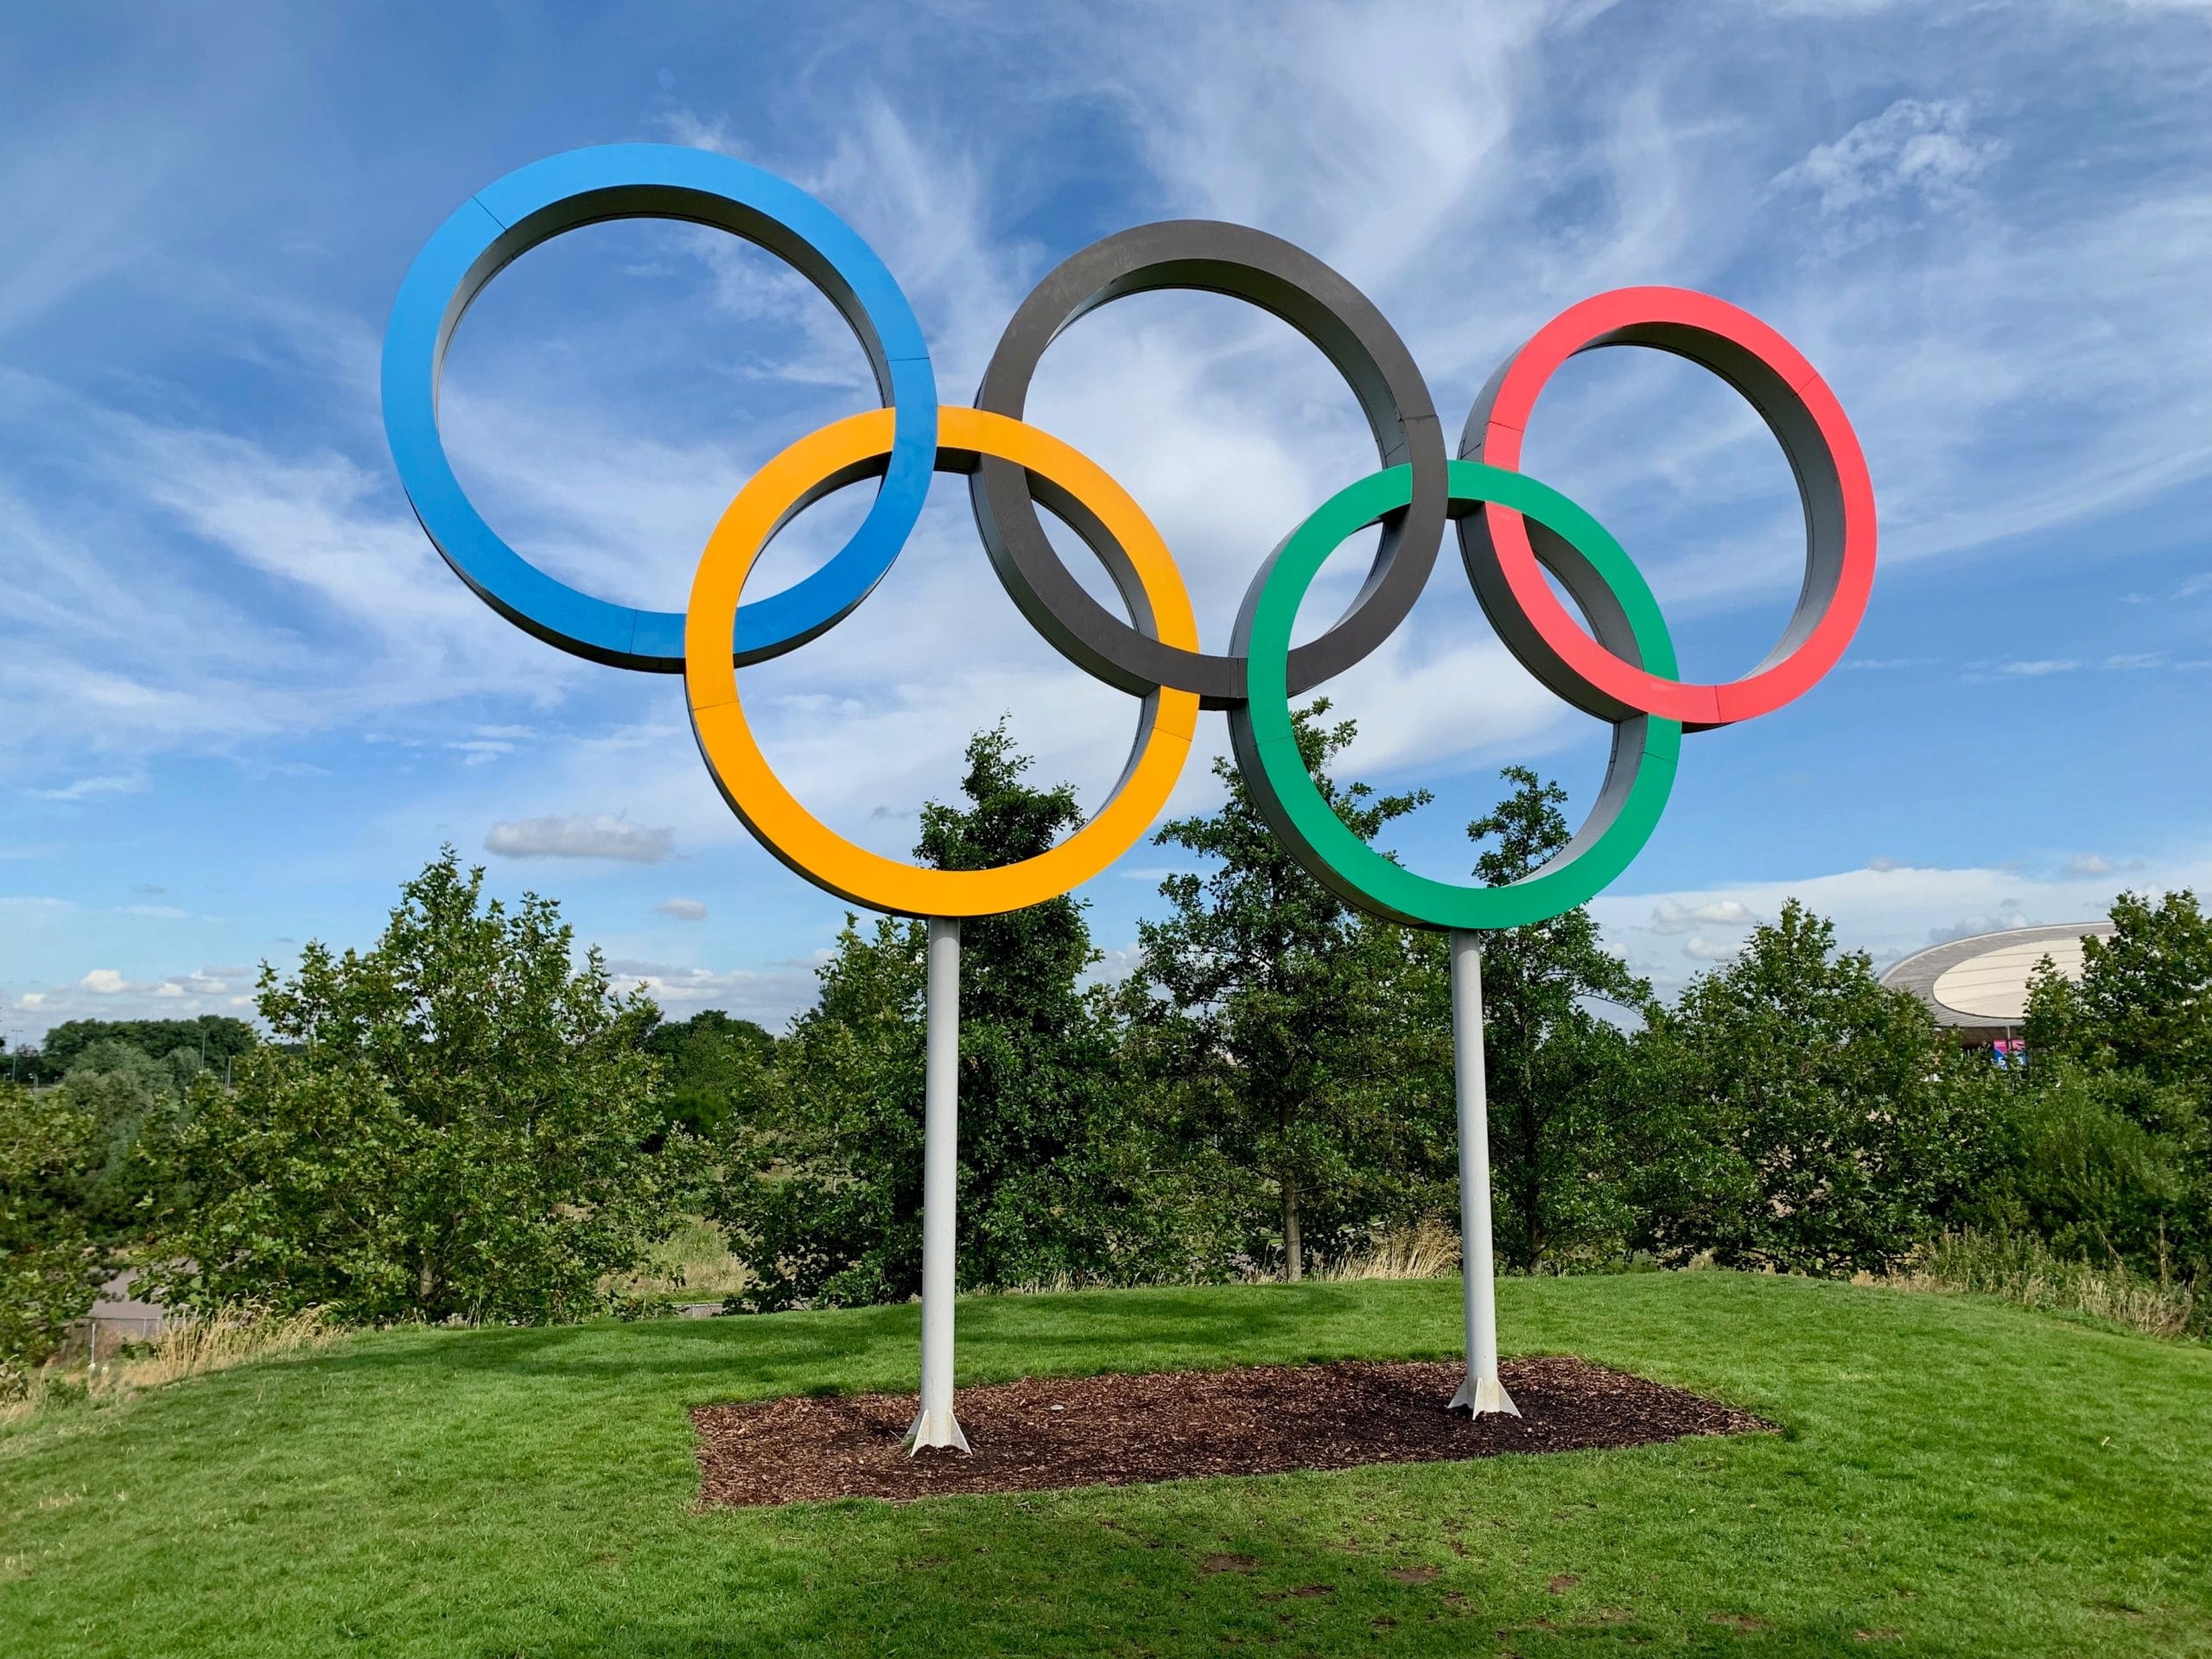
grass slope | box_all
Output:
[2,1273,2207,1658]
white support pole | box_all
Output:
[906,916,970,1453]
[1448,931,1519,1417]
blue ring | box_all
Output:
[380,143,937,671]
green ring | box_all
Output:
[1228,460,1681,931]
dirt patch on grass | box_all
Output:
[691,1356,1772,1507]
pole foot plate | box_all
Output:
[1449,1372,1521,1418]
[903,1405,971,1455]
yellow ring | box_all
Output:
[684,405,1199,918]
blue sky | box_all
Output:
[3,1,2209,1043]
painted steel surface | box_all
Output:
[385,146,1876,932]
[1230,461,1681,930]
[1459,286,1877,731]
[970,220,1446,709]
[684,406,1200,918]
[382,143,937,672]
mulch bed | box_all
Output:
[691,1356,1774,1507]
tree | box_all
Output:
[39,1015,254,1078]
[2026,889,2212,1090]
[715,726,1145,1308]
[1969,1062,2201,1271]
[645,1010,777,1143]
[7,1044,56,1088]
[1633,900,1991,1274]
[1132,702,1439,1281]
[143,849,696,1324]
[2019,889,2212,1276]
[51,1040,195,1240]
[1424,767,1655,1271]
[0,1083,105,1377]
[716,913,922,1310]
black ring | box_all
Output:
[970,220,1446,709]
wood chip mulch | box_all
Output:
[690,1356,1774,1507]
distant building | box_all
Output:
[1879,922,2115,1048]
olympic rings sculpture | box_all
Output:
[383,144,1875,930]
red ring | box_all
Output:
[1460,287,1876,729]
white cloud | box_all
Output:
[2061,852,2145,879]
[1593,846,2212,998]
[1649,897,1761,936]
[656,898,709,922]
[8,964,257,1035]
[4,1,2211,1050]
[484,815,676,864]
[1962,658,2080,683]
[30,772,146,802]
[0,370,575,789]
[1776,98,2008,220]
[603,956,821,1031]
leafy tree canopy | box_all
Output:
[1133,702,1438,1280]
[645,1009,777,1143]
[715,724,1157,1309]
[1633,900,1993,1274]
[39,1015,255,1077]
[2027,888,2212,1093]
[0,1083,105,1374]
[2021,889,2212,1275]
[143,849,696,1324]
[1451,766,1655,1270]
[51,1041,197,1241]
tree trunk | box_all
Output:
[1519,1090,1541,1273]
[1282,1175,1302,1283]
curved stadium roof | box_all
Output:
[1878,921,2115,1036]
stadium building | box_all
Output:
[1878,922,2115,1052]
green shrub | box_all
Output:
[0,1083,105,1377]
[142,850,699,1325]
[1630,902,1996,1275]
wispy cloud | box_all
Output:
[1773,97,2008,233]
[602,955,823,1030]
[1649,898,1762,936]
[1963,658,2080,682]
[4,1,2210,1044]
[485,816,677,864]
[1594,846,2212,996]
[29,772,145,802]
[0,371,571,788]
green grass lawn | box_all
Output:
[3,1273,2207,1657]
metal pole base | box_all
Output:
[903,1405,971,1455]
[911,918,969,1459]
[1448,933,1517,1423]
[1449,1372,1522,1418]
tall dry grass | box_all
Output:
[1878,1229,2200,1340]
[609,1216,753,1305]
[1316,1216,1462,1282]
[3,1304,338,1427]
